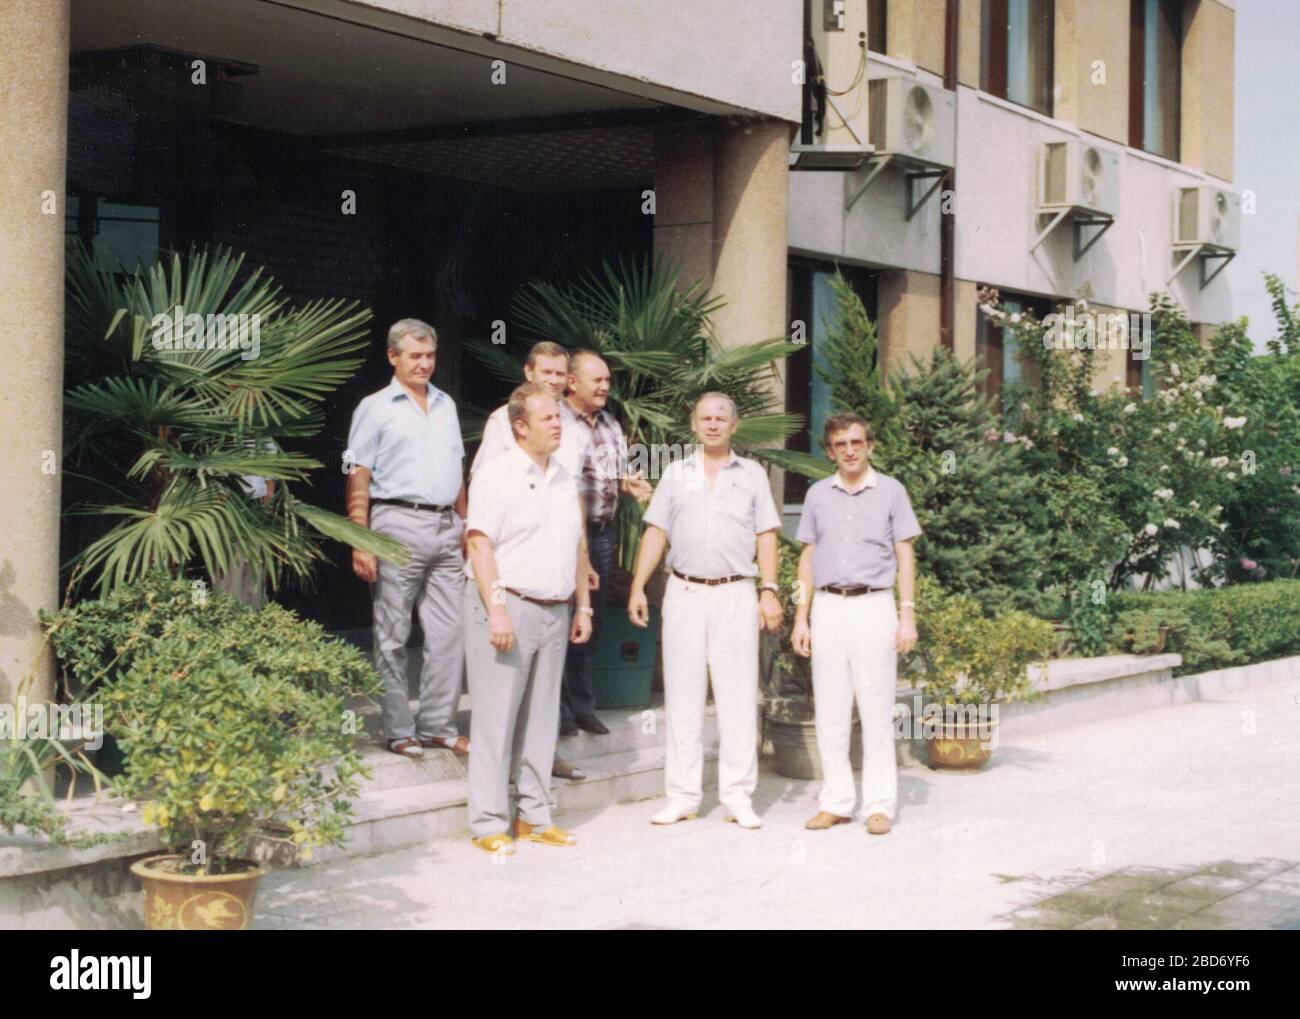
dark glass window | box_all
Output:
[1129,0,1182,160]
[867,0,888,54]
[785,259,877,503]
[981,0,1055,117]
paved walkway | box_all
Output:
[254,675,1300,929]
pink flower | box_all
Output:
[1240,558,1257,570]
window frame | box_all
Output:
[981,0,1055,118]
[1128,0,1183,161]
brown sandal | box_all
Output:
[388,737,424,759]
[420,734,470,756]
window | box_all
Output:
[785,260,878,503]
[1129,0,1182,160]
[976,290,1051,411]
[867,0,887,54]
[66,193,160,272]
[981,0,1055,117]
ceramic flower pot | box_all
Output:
[922,715,998,770]
[130,854,268,930]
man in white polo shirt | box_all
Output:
[628,392,784,830]
[792,411,920,836]
[464,383,593,855]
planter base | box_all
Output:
[130,854,267,930]
[768,717,861,781]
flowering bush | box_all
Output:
[982,291,1238,591]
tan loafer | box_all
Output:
[513,819,577,846]
[471,832,514,854]
[866,813,892,835]
[805,811,852,831]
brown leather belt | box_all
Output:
[818,584,891,597]
[504,587,569,607]
[672,570,747,586]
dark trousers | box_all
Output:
[561,522,617,723]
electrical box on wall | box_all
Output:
[790,0,871,170]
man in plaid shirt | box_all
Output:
[559,350,651,735]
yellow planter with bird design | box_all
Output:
[130,855,268,930]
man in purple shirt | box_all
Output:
[792,411,921,836]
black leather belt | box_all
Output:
[504,587,569,607]
[372,498,453,513]
[672,570,747,586]
[818,584,891,597]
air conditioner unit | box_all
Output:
[866,77,955,169]
[1037,140,1120,218]
[790,0,871,170]
[1173,185,1241,251]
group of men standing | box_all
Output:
[345,318,921,856]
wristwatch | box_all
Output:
[577,606,594,616]
[761,583,780,596]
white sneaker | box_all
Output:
[650,801,700,825]
[725,804,762,829]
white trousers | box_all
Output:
[661,575,759,811]
[811,590,898,819]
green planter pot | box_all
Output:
[769,716,862,781]
[593,606,659,709]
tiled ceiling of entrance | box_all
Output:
[324,125,655,192]
[71,0,661,136]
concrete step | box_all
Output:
[254,704,720,867]
[354,699,716,792]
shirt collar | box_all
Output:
[507,439,560,482]
[564,398,608,428]
[689,446,740,470]
[386,376,442,405]
[831,465,877,493]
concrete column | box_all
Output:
[709,117,790,504]
[709,118,790,355]
[652,121,715,294]
[0,0,69,706]
[879,269,942,376]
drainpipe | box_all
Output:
[939,0,959,351]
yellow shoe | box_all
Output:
[472,832,515,854]
[513,819,577,846]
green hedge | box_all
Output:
[1108,580,1300,675]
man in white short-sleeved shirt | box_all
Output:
[463,383,592,854]
[628,392,784,830]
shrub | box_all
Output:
[42,573,378,703]
[905,576,1056,705]
[102,618,372,872]
[1108,579,1300,674]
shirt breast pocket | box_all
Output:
[720,481,755,531]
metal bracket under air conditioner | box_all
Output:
[844,153,891,211]
[1030,206,1114,259]
[1072,214,1114,260]
[844,155,948,220]
[1166,244,1236,288]
[904,166,946,222]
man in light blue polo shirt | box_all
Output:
[346,318,469,760]
[792,411,921,836]
[629,392,784,830]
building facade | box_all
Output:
[786,0,1237,502]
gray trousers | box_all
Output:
[465,587,570,838]
[371,504,465,742]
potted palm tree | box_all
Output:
[62,242,407,597]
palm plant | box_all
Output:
[63,243,406,596]
[470,255,805,568]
